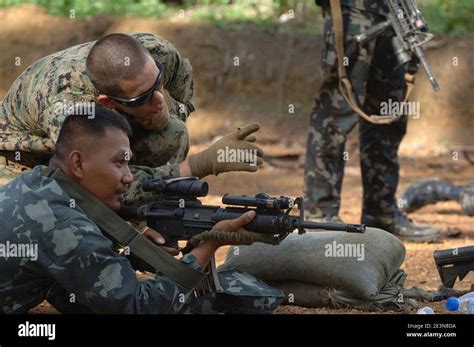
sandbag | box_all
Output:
[220,227,405,300]
[267,270,421,310]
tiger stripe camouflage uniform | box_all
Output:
[0,166,284,314]
[0,33,193,203]
[305,0,411,223]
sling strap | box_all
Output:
[329,0,415,124]
[42,166,207,290]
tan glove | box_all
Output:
[187,210,279,251]
[188,122,264,177]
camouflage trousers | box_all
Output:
[46,268,284,314]
[304,6,412,219]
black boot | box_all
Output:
[361,210,440,242]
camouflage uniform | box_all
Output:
[305,0,411,222]
[0,166,283,314]
[0,33,193,201]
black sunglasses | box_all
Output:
[108,60,165,107]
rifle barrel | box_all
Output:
[415,46,440,91]
[300,221,366,233]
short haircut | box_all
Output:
[54,105,132,160]
[86,33,151,97]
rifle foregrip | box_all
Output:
[213,209,285,234]
[355,20,390,45]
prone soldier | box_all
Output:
[0,106,283,314]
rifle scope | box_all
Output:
[222,193,294,210]
[142,178,209,197]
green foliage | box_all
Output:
[1,0,473,35]
[1,0,168,17]
[419,0,474,35]
[188,0,320,33]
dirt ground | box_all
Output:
[1,5,473,314]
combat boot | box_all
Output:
[361,210,440,242]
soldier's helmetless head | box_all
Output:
[86,33,168,128]
[51,106,134,211]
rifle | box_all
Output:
[434,246,474,288]
[354,0,440,91]
[119,177,366,253]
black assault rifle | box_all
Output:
[355,0,440,91]
[434,246,474,289]
[119,177,366,253]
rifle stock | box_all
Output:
[434,246,474,288]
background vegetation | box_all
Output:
[2,0,473,35]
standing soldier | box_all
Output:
[304,0,439,242]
